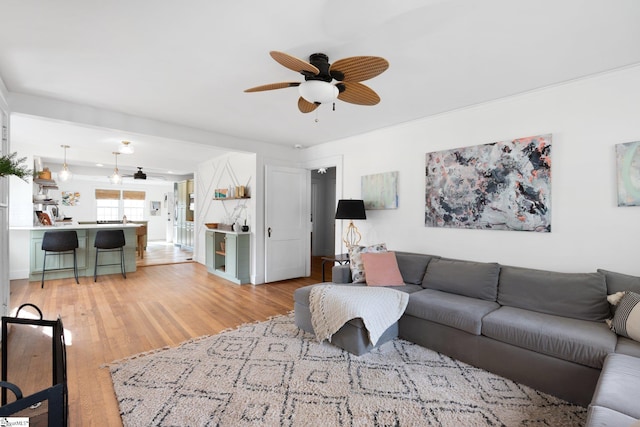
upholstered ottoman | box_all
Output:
[293,282,400,356]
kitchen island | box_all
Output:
[13,224,141,282]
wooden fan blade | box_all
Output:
[330,56,389,82]
[270,51,319,75]
[244,82,300,92]
[298,97,319,113]
[337,82,381,105]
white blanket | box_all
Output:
[309,285,409,346]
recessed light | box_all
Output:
[96,163,104,167]
[294,144,303,149]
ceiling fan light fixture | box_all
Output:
[58,144,72,182]
[119,141,134,154]
[299,80,338,105]
[133,167,147,180]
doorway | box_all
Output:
[311,167,336,261]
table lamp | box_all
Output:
[335,199,367,248]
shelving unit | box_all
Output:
[213,197,251,201]
[205,229,250,284]
[33,178,59,225]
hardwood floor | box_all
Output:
[136,240,194,268]
[5,257,330,426]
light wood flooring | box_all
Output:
[4,256,331,426]
[136,240,194,268]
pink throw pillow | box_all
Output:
[361,251,404,286]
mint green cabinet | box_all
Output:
[30,230,88,279]
[206,230,250,284]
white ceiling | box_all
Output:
[1,1,640,171]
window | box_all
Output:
[96,198,120,221]
[123,191,145,221]
[95,189,145,221]
[95,189,121,221]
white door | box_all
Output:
[265,165,310,282]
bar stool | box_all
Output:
[135,225,147,259]
[94,230,126,282]
[41,230,79,288]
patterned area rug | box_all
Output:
[109,313,587,426]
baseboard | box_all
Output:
[9,270,29,280]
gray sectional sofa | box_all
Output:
[293,251,640,426]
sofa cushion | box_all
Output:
[590,353,640,420]
[585,405,639,427]
[405,289,500,335]
[348,243,387,283]
[361,252,404,286]
[615,336,640,358]
[497,265,610,321]
[395,252,436,285]
[598,268,640,294]
[422,258,500,301]
[482,306,616,369]
[610,291,640,342]
[332,264,352,284]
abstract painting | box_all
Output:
[362,171,398,209]
[425,134,552,232]
[61,191,80,206]
[616,141,640,207]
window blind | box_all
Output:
[95,189,121,199]
[123,190,145,200]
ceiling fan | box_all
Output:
[122,167,165,181]
[244,51,389,113]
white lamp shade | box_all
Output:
[298,81,338,104]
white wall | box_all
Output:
[304,65,640,276]
[195,152,257,280]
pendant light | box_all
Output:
[58,145,72,181]
[109,152,122,184]
[119,140,134,154]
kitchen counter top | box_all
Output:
[11,223,142,231]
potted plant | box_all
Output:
[0,152,32,182]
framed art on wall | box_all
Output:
[150,200,161,215]
[61,191,80,206]
[616,141,640,207]
[425,134,552,232]
[361,171,398,210]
